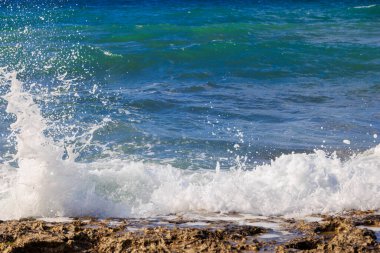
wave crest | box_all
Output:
[0,71,379,220]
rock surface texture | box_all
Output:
[0,211,378,252]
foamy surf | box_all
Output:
[0,70,379,220]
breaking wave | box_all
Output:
[0,70,379,220]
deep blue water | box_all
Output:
[1,0,379,169]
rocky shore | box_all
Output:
[0,211,379,252]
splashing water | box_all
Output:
[0,70,379,220]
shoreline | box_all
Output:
[0,211,379,252]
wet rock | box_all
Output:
[277,215,380,253]
[0,218,265,252]
[0,212,379,252]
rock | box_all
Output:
[0,218,266,252]
[0,212,378,252]
[277,215,380,253]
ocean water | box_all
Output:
[0,1,379,219]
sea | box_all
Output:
[0,0,379,220]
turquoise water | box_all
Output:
[0,1,379,218]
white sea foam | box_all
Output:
[353,5,376,9]
[0,70,380,220]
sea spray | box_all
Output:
[0,70,118,219]
[0,70,379,220]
